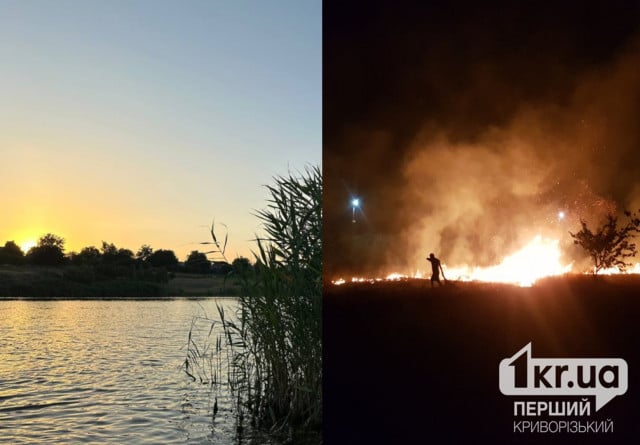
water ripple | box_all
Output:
[0,400,76,412]
[0,299,239,444]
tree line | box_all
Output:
[0,233,252,277]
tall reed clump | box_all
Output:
[185,166,321,439]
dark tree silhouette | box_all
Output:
[148,249,179,269]
[101,241,118,257]
[101,242,134,266]
[211,260,232,275]
[232,256,252,275]
[71,246,102,266]
[185,250,210,274]
[570,210,640,274]
[136,244,154,262]
[40,233,65,249]
[0,241,24,265]
[27,233,66,266]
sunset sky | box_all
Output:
[0,0,320,261]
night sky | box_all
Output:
[324,1,640,278]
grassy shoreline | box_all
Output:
[0,266,240,299]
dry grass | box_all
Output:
[324,274,640,443]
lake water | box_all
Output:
[0,299,250,444]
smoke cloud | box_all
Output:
[399,40,640,271]
[324,3,640,278]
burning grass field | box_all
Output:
[324,274,640,444]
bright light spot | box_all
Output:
[385,273,406,280]
[558,211,565,220]
[446,236,572,286]
[598,263,640,275]
[351,198,360,207]
[20,240,37,253]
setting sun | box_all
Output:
[19,240,37,254]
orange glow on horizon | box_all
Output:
[332,235,640,288]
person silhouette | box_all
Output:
[426,253,444,287]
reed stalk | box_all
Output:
[185,166,321,442]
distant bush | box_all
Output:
[70,246,101,266]
[0,241,24,265]
[27,233,66,266]
[211,261,232,275]
[231,256,252,276]
[184,251,211,274]
[570,210,640,274]
[147,249,179,269]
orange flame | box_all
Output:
[331,235,640,287]
[444,235,572,286]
